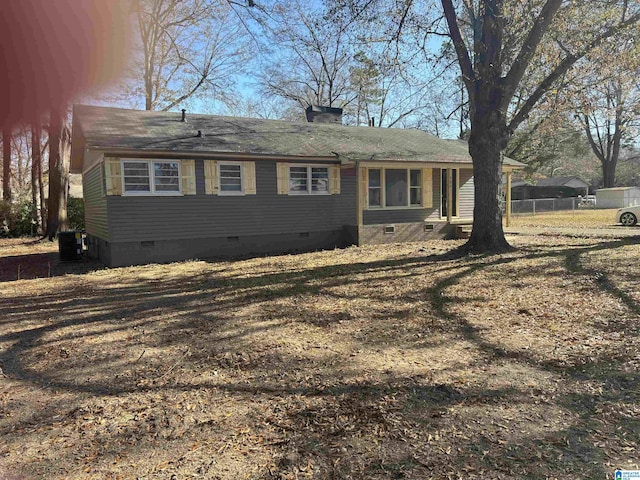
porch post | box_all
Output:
[446,168,453,223]
[505,170,512,227]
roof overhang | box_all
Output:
[76,146,344,174]
[74,145,524,174]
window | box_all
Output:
[289,165,329,194]
[122,160,181,194]
[123,161,150,193]
[289,166,308,192]
[368,169,382,207]
[219,163,243,193]
[154,162,180,192]
[385,169,407,206]
[410,169,422,205]
[311,167,329,193]
[441,168,459,217]
[367,168,423,208]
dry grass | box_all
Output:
[1,232,640,479]
[508,208,620,229]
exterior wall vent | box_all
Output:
[424,224,435,231]
[299,232,310,238]
[383,225,395,234]
[141,241,155,248]
[227,236,240,242]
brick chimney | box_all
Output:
[305,105,343,124]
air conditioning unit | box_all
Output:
[58,231,84,261]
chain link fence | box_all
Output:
[509,197,582,214]
[502,196,640,215]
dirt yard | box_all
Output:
[1,217,639,479]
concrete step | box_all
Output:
[455,225,472,239]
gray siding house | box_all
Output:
[71,105,522,267]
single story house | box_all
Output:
[70,105,523,267]
[596,187,640,208]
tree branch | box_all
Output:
[508,9,640,133]
[441,0,475,104]
[500,0,563,111]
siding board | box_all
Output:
[423,168,473,221]
[426,169,442,221]
[459,168,474,218]
[107,161,357,242]
[83,164,109,240]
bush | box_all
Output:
[67,197,85,230]
[0,200,39,237]
[0,197,84,237]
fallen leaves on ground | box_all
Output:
[1,227,640,479]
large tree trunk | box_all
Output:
[45,107,70,240]
[39,139,47,230]
[602,159,617,188]
[31,122,41,231]
[2,127,11,202]
[464,102,513,254]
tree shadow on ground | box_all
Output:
[0,251,104,282]
[412,236,640,477]
[1,236,640,478]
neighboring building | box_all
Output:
[510,175,590,200]
[596,187,640,208]
[535,176,590,194]
[70,105,523,267]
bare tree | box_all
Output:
[331,0,639,252]
[440,0,640,252]
[31,121,42,230]
[45,107,71,240]
[2,127,11,202]
[574,40,640,188]
[122,0,249,111]
[258,0,353,113]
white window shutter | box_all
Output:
[204,160,218,194]
[243,162,256,194]
[181,160,196,195]
[104,157,122,195]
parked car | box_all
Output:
[616,206,640,226]
[578,195,597,207]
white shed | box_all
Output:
[596,187,640,208]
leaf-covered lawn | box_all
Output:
[1,230,639,479]
[508,208,620,229]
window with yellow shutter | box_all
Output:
[121,159,181,195]
[204,161,256,195]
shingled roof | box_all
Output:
[534,176,588,187]
[71,105,524,173]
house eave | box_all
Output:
[76,147,345,174]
